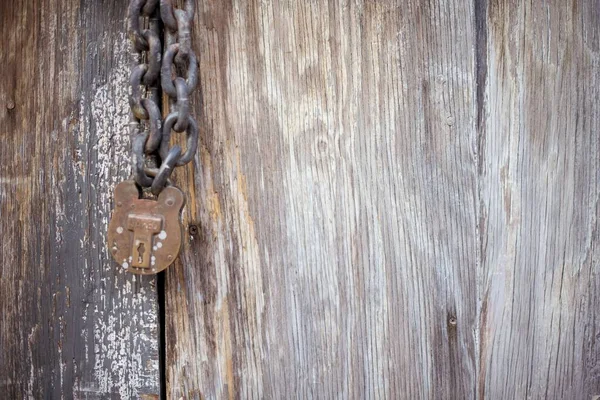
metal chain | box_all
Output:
[127,0,198,195]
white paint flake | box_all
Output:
[72,32,159,399]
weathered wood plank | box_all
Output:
[479,0,600,398]
[166,1,479,398]
[5,1,599,398]
[0,1,160,398]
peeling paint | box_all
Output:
[72,31,160,398]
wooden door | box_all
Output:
[1,1,599,399]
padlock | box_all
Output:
[107,180,184,274]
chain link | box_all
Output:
[161,0,199,166]
[127,0,199,195]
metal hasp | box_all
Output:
[107,180,184,274]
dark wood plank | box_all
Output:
[165,1,479,398]
[0,1,160,398]
[479,0,600,398]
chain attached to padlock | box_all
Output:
[107,0,198,274]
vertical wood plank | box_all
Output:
[0,1,160,398]
[166,1,478,398]
[8,0,599,398]
[479,0,600,398]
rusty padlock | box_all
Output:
[107,180,184,274]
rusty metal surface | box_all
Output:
[108,180,184,274]
[127,0,199,194]
[109,0,201,274]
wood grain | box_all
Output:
[3,1,600,399]
[478,0,600,399]
[0,1,160,398]
[166,1,479,398]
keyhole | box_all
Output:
[137,242,146,264]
